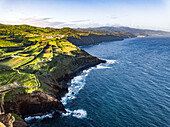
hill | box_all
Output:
[83,26,170,36]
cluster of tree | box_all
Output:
[0,30,29,44]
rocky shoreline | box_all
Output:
[56,59,106,100]
[26,59,106,126]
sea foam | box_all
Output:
[61,67,93,106]
[72,109,87,119]
[96,65,112,69]
[61,67,96,119]
[106,59,118,64]
[62,109,87,119]
[95,59,118,69]
[25,112,54,122]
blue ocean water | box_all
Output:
[28,37,170,127]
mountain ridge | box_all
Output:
[78,26,170,36]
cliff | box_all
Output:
[67,34,124,46]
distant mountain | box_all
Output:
[83,26,170,36]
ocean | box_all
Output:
[27,36,170,127]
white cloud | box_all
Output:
[71,19,90,23]
[0,17,65,27]
[20,18,64,27]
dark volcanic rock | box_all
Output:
[13,120,28,127]
[4,91,66,118]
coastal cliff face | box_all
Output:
[68,34,123,46]
[4,91,66,118]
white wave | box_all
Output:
[106,60,118,64]
[93,59,118,70]
[61,67,93,106]
[62,109,87,119]
[60,67,93,119]
[72,109,87,119]
[96,65,112,69]
[25,112,54,122]
[62,109,72,117]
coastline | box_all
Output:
[19,37,132,125]
[0,58,106,127]
[24,59,106,124]
[0,33,135,126]
[56,59,106,97]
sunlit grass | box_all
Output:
[0,39,23,47]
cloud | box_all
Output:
[71,19,90,23]
[106,15,118,19]
[56,22,102,28]
[58,23,77,28]
[20,18,65,27]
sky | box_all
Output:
[0,0,170,31]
